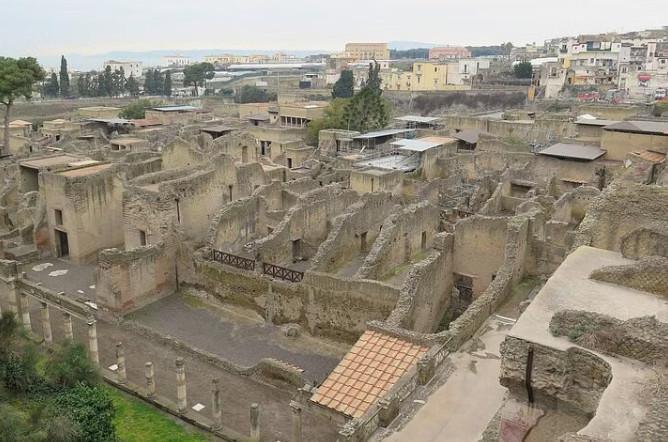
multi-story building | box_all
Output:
[378,62,471,91]
[162,55,191,67]
[103,60,143,78]
[562,37,622,86]
[429,46,471,60]
[344,43,390,61]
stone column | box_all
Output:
[62,312,74,340]
[40,302,52,344]
[6,281,18,314]
[175,357,187,413]
[211,379,222,430]
[116,342,127,384]
[249,403,260,441]
[19,292,31,329]
[145,362,155,397]
[87,317,99,367]
[290,400,302,442]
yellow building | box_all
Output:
[381,62,470,92]
[344,43,390,61]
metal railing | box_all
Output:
[262,263,304,283]
[211,249,256,271]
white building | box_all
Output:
[103,60,143,78]
[162,55,191,67]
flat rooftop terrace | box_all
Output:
[509,246,668,441]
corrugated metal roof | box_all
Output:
[391,138,442,152]
[247,113,270,121]
[453,129,483,144]
[86,118,132,125]
[150,105,200,112]
[394,115,440,124]
[575,118,620,127]
[604,120,668,135]
[353,128,414,140]
[538,143,606,161]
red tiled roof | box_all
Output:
[310,330,429,418]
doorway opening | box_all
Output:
[55,230,69,258]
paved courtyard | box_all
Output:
[130,293,346,384]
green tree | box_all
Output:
[153,69,164,95]
[125,74,140,97]
[52,384,116,442]
[306,97,350,144]
[163,70,172,96]
[0,57,45,155]
[44,73,59,98]
[183,62,215,96]
[45,341,99,389]
[514,61,533,79]
[102,65,113,97]
[236,85,277,103]
[332,69,354,98]
[342,62,390,133]
[119,99,158,119]
[59,56,70,97]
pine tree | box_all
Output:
[332,70,354,98]
[163,71,172,97]
[44,73,59,98]
[343,62,390,133]
[59,56,70,97]
[126,74,140,97]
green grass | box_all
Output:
[106,387,210,442]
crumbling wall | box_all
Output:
[356,202,440,281]
[310,192,398,273]
[161,137,205,169]
[189,251,399,342]
[385,233,455,333]
[453,215,510,295]
[574,183,668,252]
[499,337,612,415]
[620,226,668,259]
[253,185,359,266]
[208,196,268,251]
[590,257,668,297]
[96,243,176,315]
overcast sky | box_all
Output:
[2,0,665,57]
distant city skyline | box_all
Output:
[2,0,665,68]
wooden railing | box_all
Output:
[262,263,304,283]
[211,249,256,271]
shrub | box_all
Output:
[53,384,116,442]
[45,341,99,388]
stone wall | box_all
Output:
[590,257,668,297]
[310,192,398,273]
[453,215,510,295]
[574,183,668,252]
[355,202,440,281]
[499,337,612,415]
[189,251,399,342]
[96,243,176,315]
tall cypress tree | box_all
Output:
[59,56,70,97]
[44,72,60,98]
[163,71,172,97]
[343,62,390,133]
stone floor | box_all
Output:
[129,293,347,383]
[21,257,97,301]
[2,295,340,442]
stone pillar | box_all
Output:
[19,292,31,329]
[175,357,187,413]
[62,312,74,340]
[417,354,435,385]
[116,342,127,384]
[249,403,260,441]
[145,362,155,397]
[40,302,52,344]
[87,317,99,366]
[290,400,302,442]
[211,379,222,430]
[6,281,18,314]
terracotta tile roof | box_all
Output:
[311,330,429,418]
[632,150,666,164]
